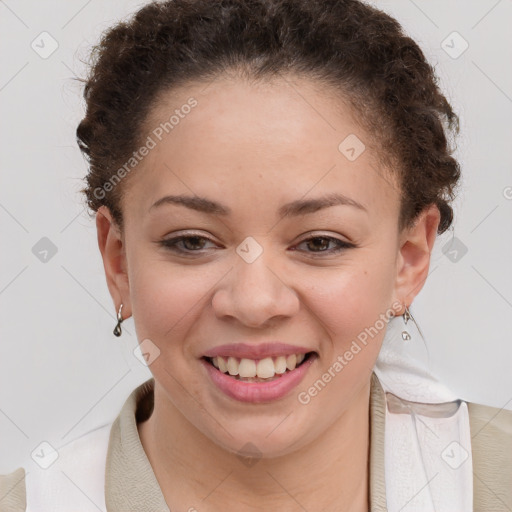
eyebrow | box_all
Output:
[149,192,368,217]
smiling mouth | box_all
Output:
[202,351,316,382]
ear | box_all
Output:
[392,204,441,312]
[96,206,131,319]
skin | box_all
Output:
[96,74,440,511]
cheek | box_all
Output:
[296,253,397,394]
[132,279,201,340]
[127,252,221,346]
[301,258,396,339]
[292,269,390,413]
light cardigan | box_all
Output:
[1,373,511,511]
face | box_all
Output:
[97,75,439,458]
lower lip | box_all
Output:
[200,354,317,403]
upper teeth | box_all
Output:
[211,353,306,378]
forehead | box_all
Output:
[124,75,401,223]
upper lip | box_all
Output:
[203,342,315,360]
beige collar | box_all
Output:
[105,373,387,511]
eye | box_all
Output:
[292,235,355,255]
[159,234,218,254]
[158,232,356,257]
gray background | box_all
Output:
[1,0,511,473]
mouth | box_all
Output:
[201,351,317,383]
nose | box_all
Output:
[211,249,300,328]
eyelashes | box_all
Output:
[292,235,355,254]
[159,234,214,254]
[158,233,356,257]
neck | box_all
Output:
[138,381,371,512]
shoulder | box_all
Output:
[467,400,512,451]
[0,422,112,512]
[466,401,512,510]
[467,400,512,436]
[0,467,26,512]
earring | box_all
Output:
[113,304,124,337]
[401,304,412,341]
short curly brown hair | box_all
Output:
[77,0,461,234]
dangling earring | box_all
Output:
[401,304,412,341]
[113,304,124,337]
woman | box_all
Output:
[1,0,511,510]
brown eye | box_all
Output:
[305,237,331,251]
[180,236,208,251]
[160,235,216,254]
[293,236,355,255]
